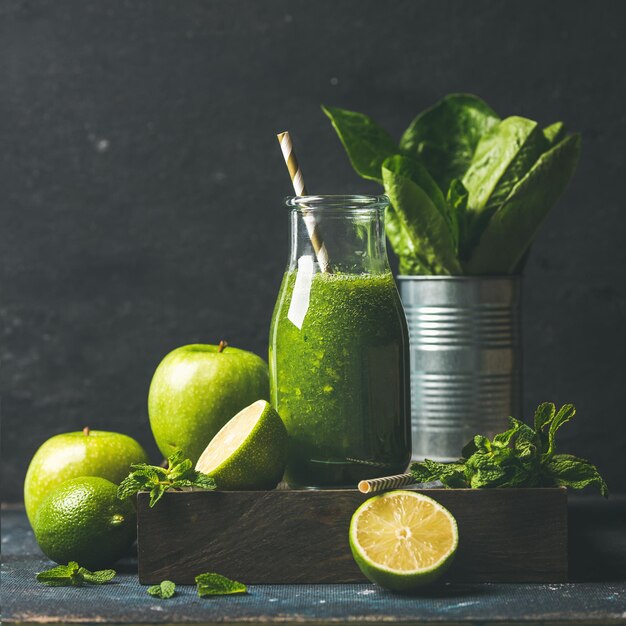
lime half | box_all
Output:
[349,490,458,591]
[195,400,287,490]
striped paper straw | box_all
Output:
[358,473,417,494]
[277,131,331,272]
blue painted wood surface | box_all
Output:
[2,505,625,625]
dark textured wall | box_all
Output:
[3,0,625,500]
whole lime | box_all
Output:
[33,476,137,569]
[148,342,269,463]
[24,429,149,525]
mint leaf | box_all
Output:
[546,404,576,457]
[410,459,467,488]
[413,403,607,496]
[322,105,398,182]
[36,561,86,586]
[192,473,217,490]
[430,461,467,488]
[117,475,146,500]
[118,451,216,507]
[533,402,556,437]
[466,444,537,489]
[465,449,507,487]
[410,463,435,483]
[545,454,608,497]
[36,563,115,587]
[130,463,168,478]
[509,417,539,452]
[168,458,193,481]
[79,568,116,584]
[196,572,247,597]
[149,484,167,507]
[147,580,176,599]
[167,449,186,466]
[36,563,78,586]
[492,419,523,448]
[472,434,492,453]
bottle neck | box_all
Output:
[285,196,390,275]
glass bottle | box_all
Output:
[269,195,411,488]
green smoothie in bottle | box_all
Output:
[269,195,411,488]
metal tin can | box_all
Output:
[397,276,522,461]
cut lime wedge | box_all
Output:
[349,490,458,591]
[195,400,287,490]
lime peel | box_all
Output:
[32,476,136,570]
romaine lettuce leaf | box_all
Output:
[543,121,566,146]
[462,116,550,250]
[446,178,469,255]
[400,93,500,192]
[382,156,461,275]
[321,105,398,182]
[465,133,581,274]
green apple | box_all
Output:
[148,341,270,463]
[24,428,149,525]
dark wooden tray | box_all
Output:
[137,487,567,584]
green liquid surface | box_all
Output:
[269,270,411,488]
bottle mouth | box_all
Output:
[284,194,389,213]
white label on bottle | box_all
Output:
[287,255,314,330]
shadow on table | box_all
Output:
[394,582,493,599]
[568,495,626,582]
[115,560,139,575]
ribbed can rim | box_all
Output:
[397,275,521,282]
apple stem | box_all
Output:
[83,426,90,436]
[218,340,228,353]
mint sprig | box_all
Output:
[147,580,176,599]
[195,572,247,597]
[117,450,216,507]
[36,562,116,586]
[411,402,608,496]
